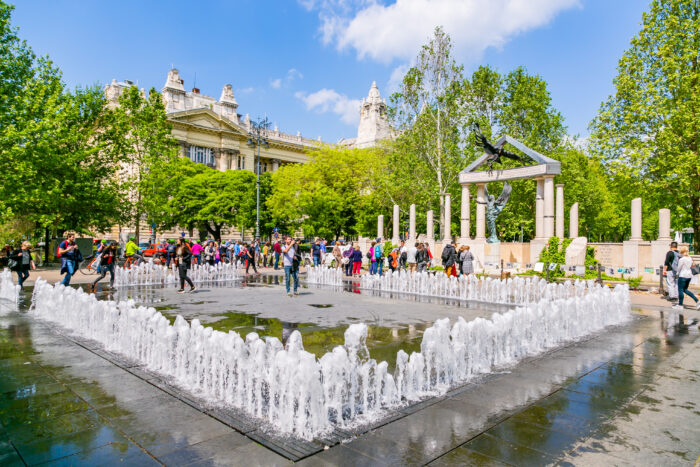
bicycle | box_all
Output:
[79,255,100,275]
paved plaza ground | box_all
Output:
[1,272,699,466]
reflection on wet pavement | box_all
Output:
[1,283,699,465]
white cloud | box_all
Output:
[305,0,580,64]
[270,68,304,89]
[295,88,361,126]
[238,87,254,94]
[387,63,411,94]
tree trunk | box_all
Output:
[44,227,50,265]
[692,194,700,252]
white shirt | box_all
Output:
[677,256,693,279]
[406,246,418,263]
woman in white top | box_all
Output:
[674,247,699,310]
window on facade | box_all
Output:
[237,155,245,170]
[188,146,213,165]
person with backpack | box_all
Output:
[9,241,35,289]
[398,240,407,270]
[245,242,259,275]
[663,241,680,302]
[92,242,117,290]
[388,247,399,273]
[673,247,699,310]
[374,239,384,276]
[441,242,457,276]
[342,243,353,276]
[58,232,81,286]
[368,241,377,274]
[416,243,429,273]
[191,241,203,265]
[282,236,299,296]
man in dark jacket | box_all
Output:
[441,242,457,276]
[663,241,680,302]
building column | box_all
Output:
[658,208,671,241]
[555,184,564,238]
[392,204,400,244]
[630,197,642,241]
[426,210,434,240]
[460,184,470,241]
[377,215,384,240]
[569,202,579,238]
[271,158,280,172]
[475,184,486,240]
[443,195,451,241]
[543,176,555,238]
[535,178,544,239]
[409,204,416,240]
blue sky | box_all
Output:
[11,0,649,143]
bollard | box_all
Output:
[659,264,665,296]
[596,264,603,285]
[500,259,504,280]
[545,261,550,282]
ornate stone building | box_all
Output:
[338,81,392,149]
[105,69,321,176]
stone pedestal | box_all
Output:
[443,195,451,241]
[535,178,544,239]
[476,184,486,240]
[460,185,470,242]
[426,210,434,240]
[544,176,554,238]
[569,203,579,238]
[377,215,384,240]
[484,242,501,271]
[630,197,642,241]
[409,204,416,241]
[529,238,548,266]
[555,184,564,239]
[623,240,641,276]
[469,239,486,273]
[392,204,400,244]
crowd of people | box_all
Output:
[663,241,700,310]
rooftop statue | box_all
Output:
[472,123,530,172]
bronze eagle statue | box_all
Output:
[471,123,530,171]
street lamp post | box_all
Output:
[247,117,270,240]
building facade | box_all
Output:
[338,81,392,149]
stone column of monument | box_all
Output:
[630,197,642,241]
[544,177,555,238]
[658,208,671,241]
[409,204,416,240]
[475,184,486,240]
[460,184,470,241]
[555,184,564,238]
[535,178,544,239]
[443,195,451,241]
[377,215,384,240]
[426,210,434,240]
[569,203,579,238]
[392,205,400,244]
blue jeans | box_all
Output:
[313,256,321,267]
[678,277,697,306]
[376,259,383,276]
[284,266,298,293]
[369,261,377,275]
[17,269,29,288]
[61,260,75,286]
[274,252,280,269]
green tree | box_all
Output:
[103,85,179,241]
[590,0,700,250]
[267,145,379,239]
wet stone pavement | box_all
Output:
[0,278,698,466]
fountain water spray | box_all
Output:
[114,262,241,288]
[29,277,630,440]
[0,268,20,304]
[306,266,343,286]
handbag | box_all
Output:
[7,258,17,270]
[691,264,700,276]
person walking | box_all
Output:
[204,241,216,266]
[441,242,457,276]
[311,238,322,267]
[398,240,407,270]
[424,242,433,268]
[246,242,259,274]
[190,241,203,265]
[373,239,384,276]
[343,244,353,276]
[332,241,343,269]
[663,242,680,302]
[406,242,418,273]
[10,241,35,289]
[58,232,81,286]
[416,243,429,272]
[273,239,282,269]
[262,242,270,268]
[175,238,195,293]
[352,244,363,276]
[673,247,699,310]
[459,245,474,275]
[388,247,399,273]
[282,236,299,296]
[369,241,377,275]
[92,243,117,290]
